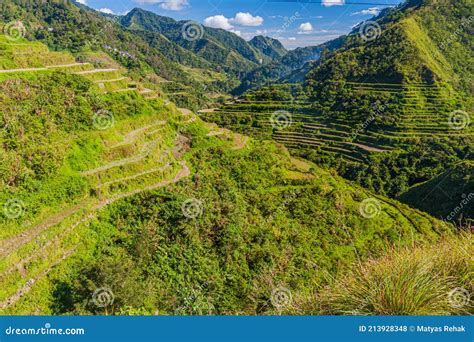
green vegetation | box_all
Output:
[399,162,474,223]
[0,30,458,316]
[0,103,453,313]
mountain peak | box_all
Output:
[249,35,287,60]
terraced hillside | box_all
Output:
[0,114,190,310]
[0,33,456,315]
[203,80,471,162]
[0,35,162,100]
[202,96,369,163]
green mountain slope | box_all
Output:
[0,33,454,315]
[399,162,474,224]
[302,0,473,200]
[249,35,287,60]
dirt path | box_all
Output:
[82,154,145,176]
[0,202,89,259]
[349,143,390,153]
[0,63,90,74]
[82,138,161,176]
[183,116,197,124]
[98,163,171,188]
[178,108,193,116]
[0,67,48,73]
[232,134,249,150]
[109,121,166,149]
[74,68,118,75]
[95,77,127,84]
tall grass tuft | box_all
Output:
[318,233,473,315]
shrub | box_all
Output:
[317,233,473,315]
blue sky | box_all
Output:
[77,0,403,49]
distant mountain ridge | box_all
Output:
[234,37,345,94]
[120,8,282,75]
[119,7,349,96]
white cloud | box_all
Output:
[322,0,345,7]
[287,37,297,41]
[298,22,314,34]
[299,22,313,31]
[134,0,189,11]
[76,0,87,4]
[204,15,234,30]
[204,12,264,34]
[230,30,242,37]
[232,12,264,27]
[160,0,188,10]
[99,8,115,14]
[351,7,381,16]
